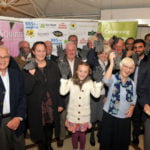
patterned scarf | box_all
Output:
[108,73,133,115]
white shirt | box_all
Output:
[0,70,10,114]
[67,59,75,76]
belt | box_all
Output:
[2,113,11,118]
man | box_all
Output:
[0,46,26,150]
[14,40,31,69]
[125,37,135,57]
[45,40,58,61]
[68,34,82,57]
[133,39,150,150]
[58,41,82,147]
[144,33,150,55]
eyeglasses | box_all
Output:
[0,56,10,60]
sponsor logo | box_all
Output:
[88,31,96,36]
[25,22,38,29]
[26,29,35,38]
[37,32,49,37]
[51,38,62,45]
[53,31,63,37]
[70,23,77,30]
[58,23,67,29]
[79,38,88,45]
[40,23,57,28]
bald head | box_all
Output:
[45,41,53,55]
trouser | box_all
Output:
[0,117,25,150]
[60,109,67,140]
[132,102,143,137]
[37,123,53,150]
[144,118,150,150]
[72,132,86,150]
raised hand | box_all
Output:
[79,45,90,61]
[57,44,65,61]
[24,58,37,70]
[58,61,70,79]
[93,66,104,82]
[94,38,104,53]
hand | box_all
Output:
[58,107,64,112]
[144,104,150,116]
[93,66,103,82]
[58,61,70,79]
[57,44,65,61]
[24,58,37,70]
[125,105,134,118]
[109,52,116,63]
[94,38,104,53]
[6,117,21,130]
[29,69,36,75]
[79,45,90,61]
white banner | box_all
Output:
[23,20,98,55]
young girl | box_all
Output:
[59,62,103,150]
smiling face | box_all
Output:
[76,64,90,81]
[0,47,10,74]
[32,44,47,62]
[65,42,76,61]
[120,57,135,79]
[134,42,145,58]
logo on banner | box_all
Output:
[26,29,35,38]
[53,31,63,37]
[58,23,67,29]
[40,23,57,28]
[79,38,88,45]
[37,32,49,37]
[88,31,96,36]
[25,22,38,29]
[70,23,77,30]
[51,38,62,45]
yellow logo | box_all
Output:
[26,29,35,37]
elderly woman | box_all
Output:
[99,52,137,150]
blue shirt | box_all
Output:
[103,75,137,118]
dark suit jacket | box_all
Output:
[137,55,150,120]
[0,68,26,136]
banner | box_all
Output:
[98,21,138,41]
[23,20,98,55]
[0,21,24,56]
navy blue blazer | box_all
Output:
[0,68,26,136]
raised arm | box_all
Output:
[104,52,116,80]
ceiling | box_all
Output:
[0,0,150,19]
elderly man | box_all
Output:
[14,40,31,69]
[0,46,26,150]
[45,40,58,61]
[57,41,82,147]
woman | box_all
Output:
[87,44,111,146]
[23,41,64,150]
[99,52,137,150]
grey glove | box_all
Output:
[58,61,70,79]
[57,44,65,61]
[94,38,104,53]
[24,58,37,70]
[132,53,139,66]
[79,45,90,61]
[93,66,104,82]
[114,54,121,70]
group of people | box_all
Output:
[0,33,150,150]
